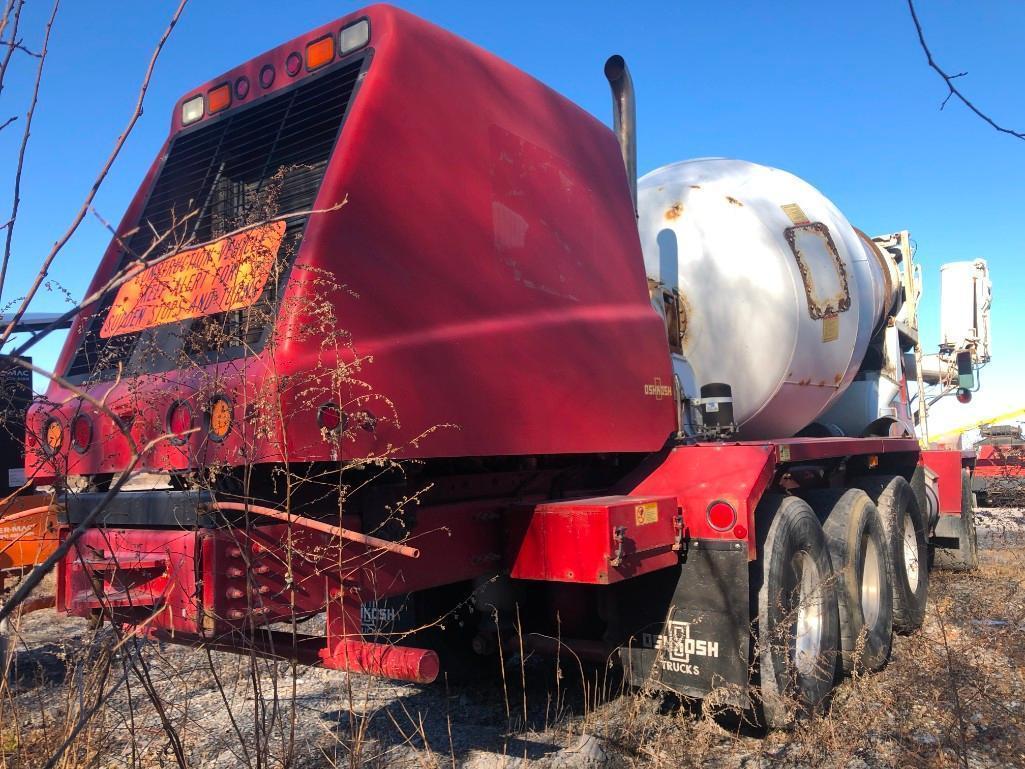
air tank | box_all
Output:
[637,158,899,439]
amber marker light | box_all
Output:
[43,419,63,455]
[207,83,231,114]
[208,397,233,441]
[306,35,335,70]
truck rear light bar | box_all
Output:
[178,17,369,129]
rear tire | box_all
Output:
[854,475,928,633]
[801,489,893,674]
[934,470,980,571]
[754,495,840,728]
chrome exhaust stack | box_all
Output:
[604,54,637,216]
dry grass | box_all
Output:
[588,543,1025,769]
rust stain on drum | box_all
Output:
[726,196,743,207]
[678,291,691,342]
[783,222,852,320]
[665,202,684,221]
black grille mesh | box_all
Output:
[67,57,364,379]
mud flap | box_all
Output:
[615,540,750,707]
[931,513,964,548]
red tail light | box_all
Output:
[71,414,93,453]
[706,500,737,532]
[167,401,193,444]
[318,403,344,433]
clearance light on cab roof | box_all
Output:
[181,94,204,125]
[306,35,335,70]
[339,19,369,55]
[207,83,231,113]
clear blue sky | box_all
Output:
[1,1,1021,435]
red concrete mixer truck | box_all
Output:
[23,5,987,725]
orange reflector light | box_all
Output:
[207,83,231,114]
[208,397,233,440]
[44,419,63,454]
[306,35,335,70]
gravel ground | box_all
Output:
[1,508,1023,769]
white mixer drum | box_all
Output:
[638,158,895,439]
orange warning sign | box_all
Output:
[100,221,286,338]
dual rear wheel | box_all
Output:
[754,475,929,728]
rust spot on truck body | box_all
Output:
[665,202,684,221]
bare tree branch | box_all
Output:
[0,0,26,100]
[0,0,190,346]
[0,0,58,302]
[908,0,1025,140]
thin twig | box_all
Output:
[907,0,1025,140]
